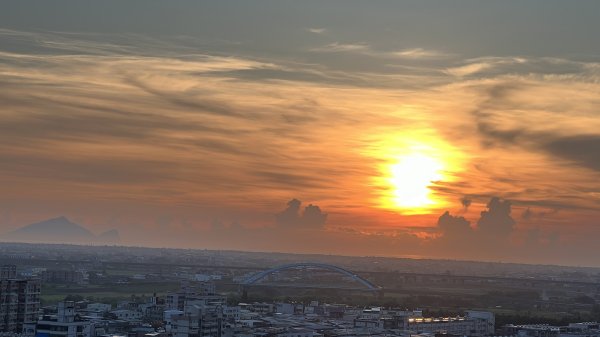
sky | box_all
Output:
[1,1,600,266]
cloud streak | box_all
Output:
[0,28,599,265]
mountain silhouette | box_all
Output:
[97,229,120,244]
[4,216,119,245]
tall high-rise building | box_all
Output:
[0,265,41,334]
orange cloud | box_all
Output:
[0,29,599,265]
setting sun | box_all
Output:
[388,153,443,209]
[365,130,464,215]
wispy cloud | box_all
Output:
[311,42,451,62]
[311,42,370,53]
[307,28,327,34]
[391,48,449,59]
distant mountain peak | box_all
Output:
[40,216,73,225]
[98,229,120,244]
[3,216,117,245]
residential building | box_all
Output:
[354,308,494,336]
[41,271,85,285]
[0,265,41,334]
[35,302,96,337]
[167,283,228,337]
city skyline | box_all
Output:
[1,1,600,266]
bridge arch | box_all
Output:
[242,262,380,291]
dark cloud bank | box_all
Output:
[201,196,598,266]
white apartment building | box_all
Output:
[35,302,96,337]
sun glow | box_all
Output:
[366,130,464,215]
[388,153,443,209]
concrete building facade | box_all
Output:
[0,265,41,334]
[35,302,96,337]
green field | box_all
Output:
[41,281,180,305]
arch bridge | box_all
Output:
[241,262,381,292]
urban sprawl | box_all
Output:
[1,263,600,337]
